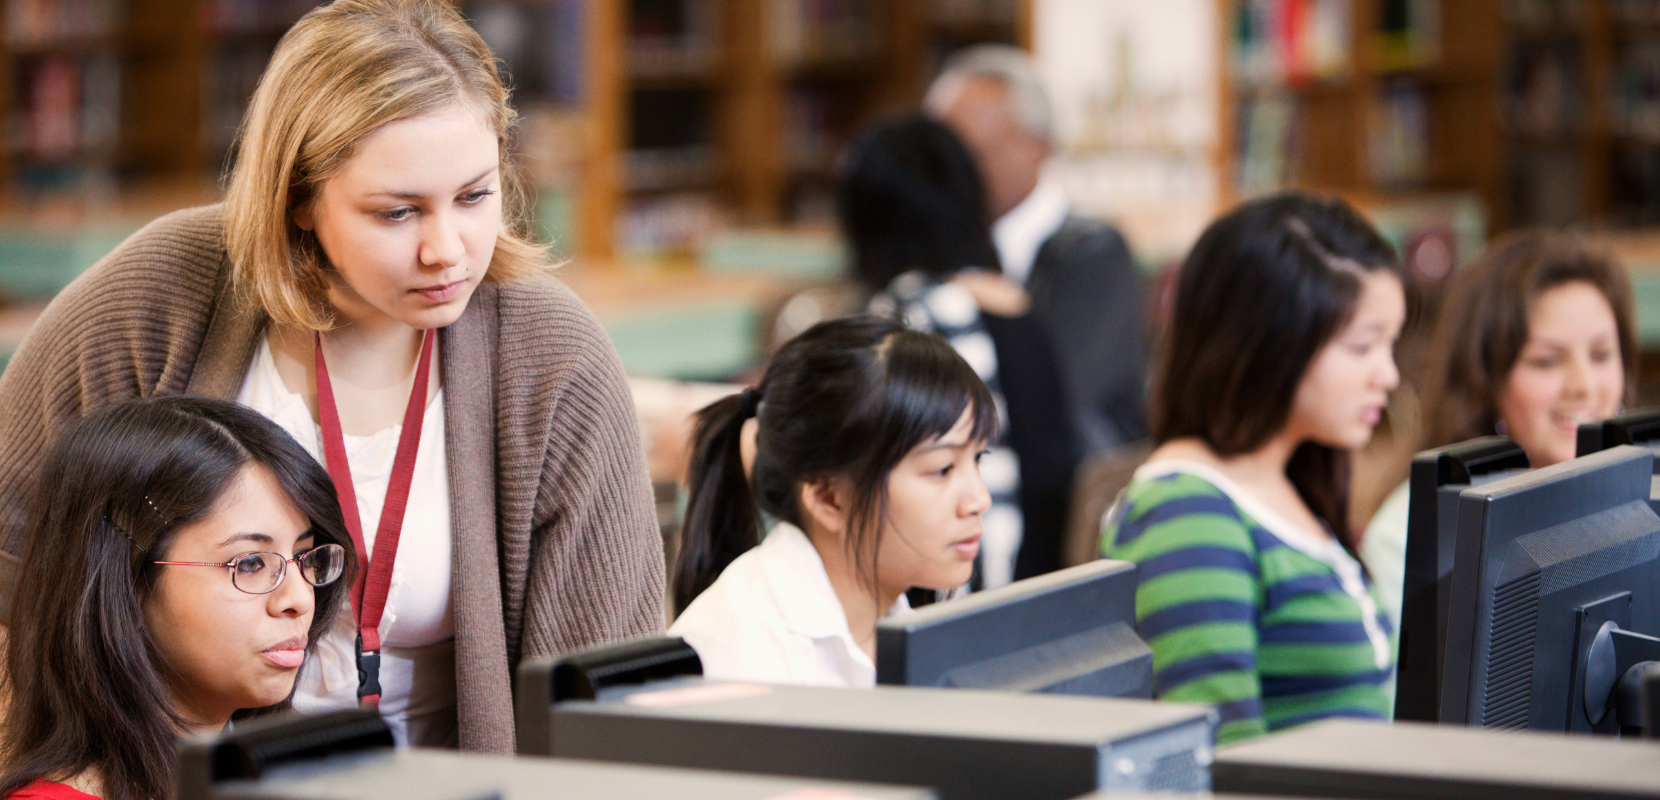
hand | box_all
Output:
[952,270,1031,317]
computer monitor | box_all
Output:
[1577,408,1660,519]
[1440,444,1660,733]
[178,709,936,800]
[1212,718,1660,799]
[876,559,1152,698]
[1577,408,1660,461]
[1395,436,1529,722]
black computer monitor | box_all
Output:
[1440,445,1660,733]
[1395,436,1529,722]
[1578,408,1660,520]
[875,559,1152,698]
[1577,408,1660,461]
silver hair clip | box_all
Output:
[145,496,168,525]
[105,517,145,551]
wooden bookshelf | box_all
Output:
[0,0,1026,263]
[1218,0,1660,236]
[1219,1,1500,214]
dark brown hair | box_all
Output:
[839,113,1001,292]
[1153,192,1403,547]
[674,316,997,613]
[0,396,354,800]
[1421,228,1636,448]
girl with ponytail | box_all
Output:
[669,316,998,688]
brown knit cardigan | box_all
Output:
[0,205,666,752]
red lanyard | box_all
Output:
[314,328,436,709]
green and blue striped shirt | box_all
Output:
[1102,461,1394,744]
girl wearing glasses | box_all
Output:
[0,0,661,749]
[0,396,354,800]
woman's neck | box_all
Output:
[1153,431,1300,482]
[806,524,900,663]
[1151,432,1333,540]
[267,319,439,436]
[59,769,104,798]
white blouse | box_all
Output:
[236,337,456,746]
[669,522,908,689]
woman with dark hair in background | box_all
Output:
[1361,230,1636,636]
[669,317,997,687]
[840,112,1078,591]
[1102,192,1405,744]
[0,396,354,800]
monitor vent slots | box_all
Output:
[1482,571,1541,729]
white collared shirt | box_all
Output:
[992,174,1070,286]
[237,336,457,746]
[669,522,910,688]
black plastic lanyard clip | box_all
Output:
[356,634,383,706]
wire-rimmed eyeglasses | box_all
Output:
[153,543,347,595]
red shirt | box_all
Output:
[6,780,99,800]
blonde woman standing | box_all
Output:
[0,0,663,751]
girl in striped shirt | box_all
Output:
[1102,192,1405,744]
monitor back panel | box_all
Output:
[876,559,1150,697]
[1397,437,1528,722]
[1439,446,1660,729]
[543,679,1216,800]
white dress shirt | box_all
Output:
[992,174,1070,286]
[669,522,910,688]
[237,337,457,746]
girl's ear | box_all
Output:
[798,478,850,538]
[292,199,316,232]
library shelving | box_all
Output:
[477,0,1029,263]
[1220,0,1660,237]
[0,0,1026,266]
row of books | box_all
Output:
[770,0,877,66]
[465,0,586,103]
[617,191,724,259]
[1613,40,1660,142]
[203,43,275,158]
[1505,39,1584,138]
[10,52,119,162]
[1231,0,1352,86]
[1233,85,1429,194]
[629,0,717,76]
[205,0,315,36]
[1503,0,1583,27]
[1376,0,1439,73]
[784,85,859,174]
[1368,83,1429,187]
[5,0,120,47]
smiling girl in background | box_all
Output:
[669,317,996,687]
[1360,230,1635,636]
[0,0,661,749]
[0,397,354,800]
[1102,192,1405,745]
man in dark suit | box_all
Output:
[925,45,1148,456]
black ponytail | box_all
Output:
[673,316,997,614]
[675,394,762,613]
